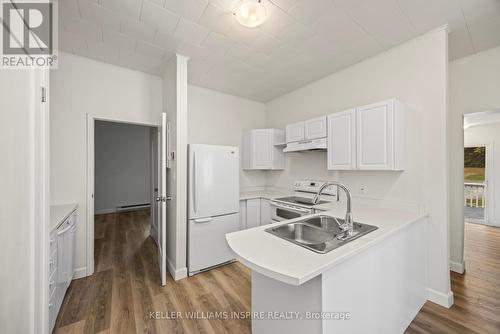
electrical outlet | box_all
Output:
[360,185,367,195]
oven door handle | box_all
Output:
[270,201,311,214]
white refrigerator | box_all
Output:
[188,144,240,275]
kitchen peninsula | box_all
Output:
[226,201,428,334]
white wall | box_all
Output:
[464,123,500,225]
[162,55,189,279]
[266,28,451,305]
[50,52,162,275]
[94,121,151,214]
[0,70,39,333]
[187,85,267,188]
[449,46,500,269]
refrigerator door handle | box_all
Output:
[192,151,197,213]
[193,217,213,223]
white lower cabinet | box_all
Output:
[239,197,272,229]
[260,199,271,225]
[50,210,77,333]
[239,200,247,230]
[245,198,261,229]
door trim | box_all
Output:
[86,114,159,276]
[34,68,50,334]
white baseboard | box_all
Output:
[427,288,454,308]
[450,260,465,274]
[167,257,187,281]
[73,266,88,279]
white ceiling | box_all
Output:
[59,0,500,102]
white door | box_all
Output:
[356,101,394,170]
[158,113,168,286]
[188,144,239,220]
[305,116,327,140]
[328,110,356,170]
[253,130,272,169]
[286,122,305,143]
[150,128,159,245]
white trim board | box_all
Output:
[450,261,465,274]
[427,288,454,308]
[167,256,188,281]
[33,68,50,334]
[73,267,88,280]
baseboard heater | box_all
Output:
[116,203,150,212]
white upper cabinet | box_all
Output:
[305,116,327,140]
[327,99,405,171]
[356,99,405,170]
[286,117,327,143]
[327,109,356,170]
[286,122,305,143]
[243,129,285,170]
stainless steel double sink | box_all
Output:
[265,215,378,254]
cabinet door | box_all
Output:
[286,122,305,143]
[328,110,356,170]
[246,199,261,228]
[305,116,327,139]
[356,100,394,170]
[260,199,271,225]
[239,200,247,230]
[252,130,272,169]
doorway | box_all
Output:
[463,110,498,227]
[86,116,162,281]
[463,145,488,223]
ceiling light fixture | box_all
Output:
[234,0,267,28]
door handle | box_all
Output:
[156,196,172,202]
[193,217,213,223]
[192,152,197,213]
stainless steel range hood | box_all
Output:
[283,138,327,152]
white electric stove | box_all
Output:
[270,181,338,222]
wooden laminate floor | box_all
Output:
[406,223,500,334]
[54,210,251,334]
[55,211,500,334]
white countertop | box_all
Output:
[239,188,292,200]
[226,201,427,286]
[50,203,78,233]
